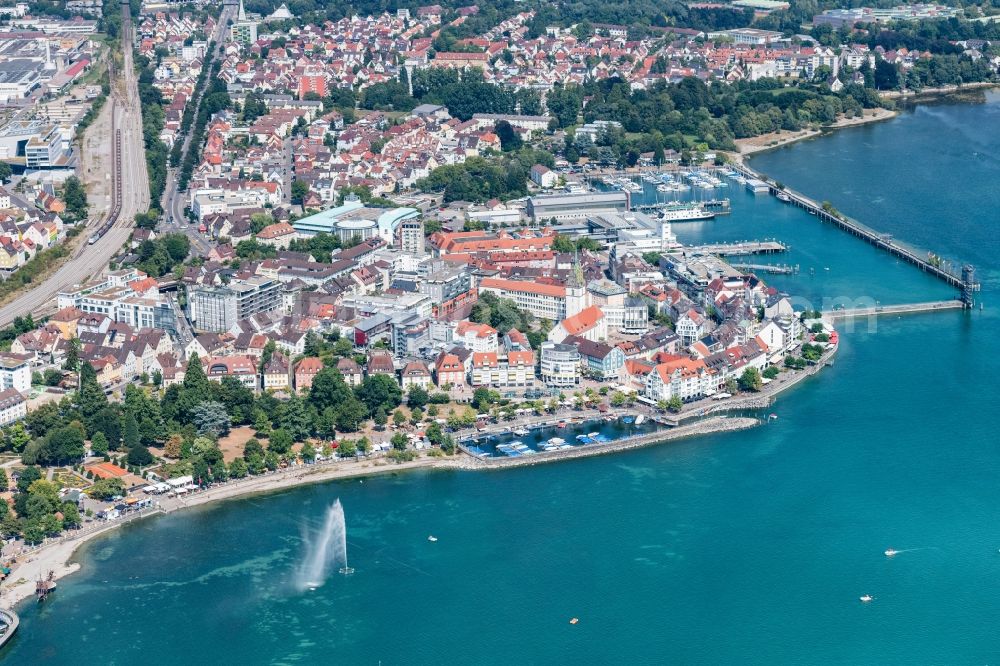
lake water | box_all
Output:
[5,94,1000,664]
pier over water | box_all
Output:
[733,163,981,305]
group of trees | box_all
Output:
[136,233,190,277]
[557,75,884,162]
[0,467,81,544]
[62,176,89,222]
[416,146,554,202]
[362,67,535,121]
[136,54,170,218]
[469,292,535,337]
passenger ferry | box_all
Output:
[658,203,715,222]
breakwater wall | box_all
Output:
[464,416,760,469]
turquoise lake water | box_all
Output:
[5,94,1000,664]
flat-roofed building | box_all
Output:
[0,352,31,393]
[526,192,629,222]
[188,276,281,332]
[0,387,27,426]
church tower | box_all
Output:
[564,251,588,318]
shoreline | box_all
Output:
[732,108,898,159]
[0,346,838,611]
[881,81,998,101]
[0,380,812,610]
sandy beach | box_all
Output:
[733,108,897,158]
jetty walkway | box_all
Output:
[732,163,980,298]
[823,300,964,320]
[731,262,798,275]
[688,240,786,256]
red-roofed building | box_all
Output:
[478,277,577,320]
[549,305,606,343]
[645,357,717,402]
[454,320,498,352]
[470,349,535,388]
[294,357,324,393]
[434,350,467,387]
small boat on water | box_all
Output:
[428,536,438,542]
[860,594,873,603]
[776,192,791,202]
[587,432,599,438]
[634,414,646,425]
[548,437,566,446]
[513,428,529,436]
[884,549,897,557]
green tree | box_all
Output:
[61,502,81,528]
[77,363,108,435]
[268,429,293,455]
[291,179,310,204]
[390,432,408,451]
[123,413,140,450]
[738,367,763,392]
[230,457,248,478]
[300,441,316,463]
[407,385,428,410]
[34,421,86,465]
[357,374,402,414]
[87,477,125,500]
[63,337,81,372]
[90,431,109,455]
[335,394,366,432]
[127,443,153,467]
[392,409,406,427]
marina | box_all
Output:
[0,609,18,649]
[461,415,665,459]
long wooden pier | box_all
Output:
[823,300,964,320]
[733,163,978,295]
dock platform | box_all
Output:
[731,262,798,275]
[687,240,787,256]
[823,300,964,320]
